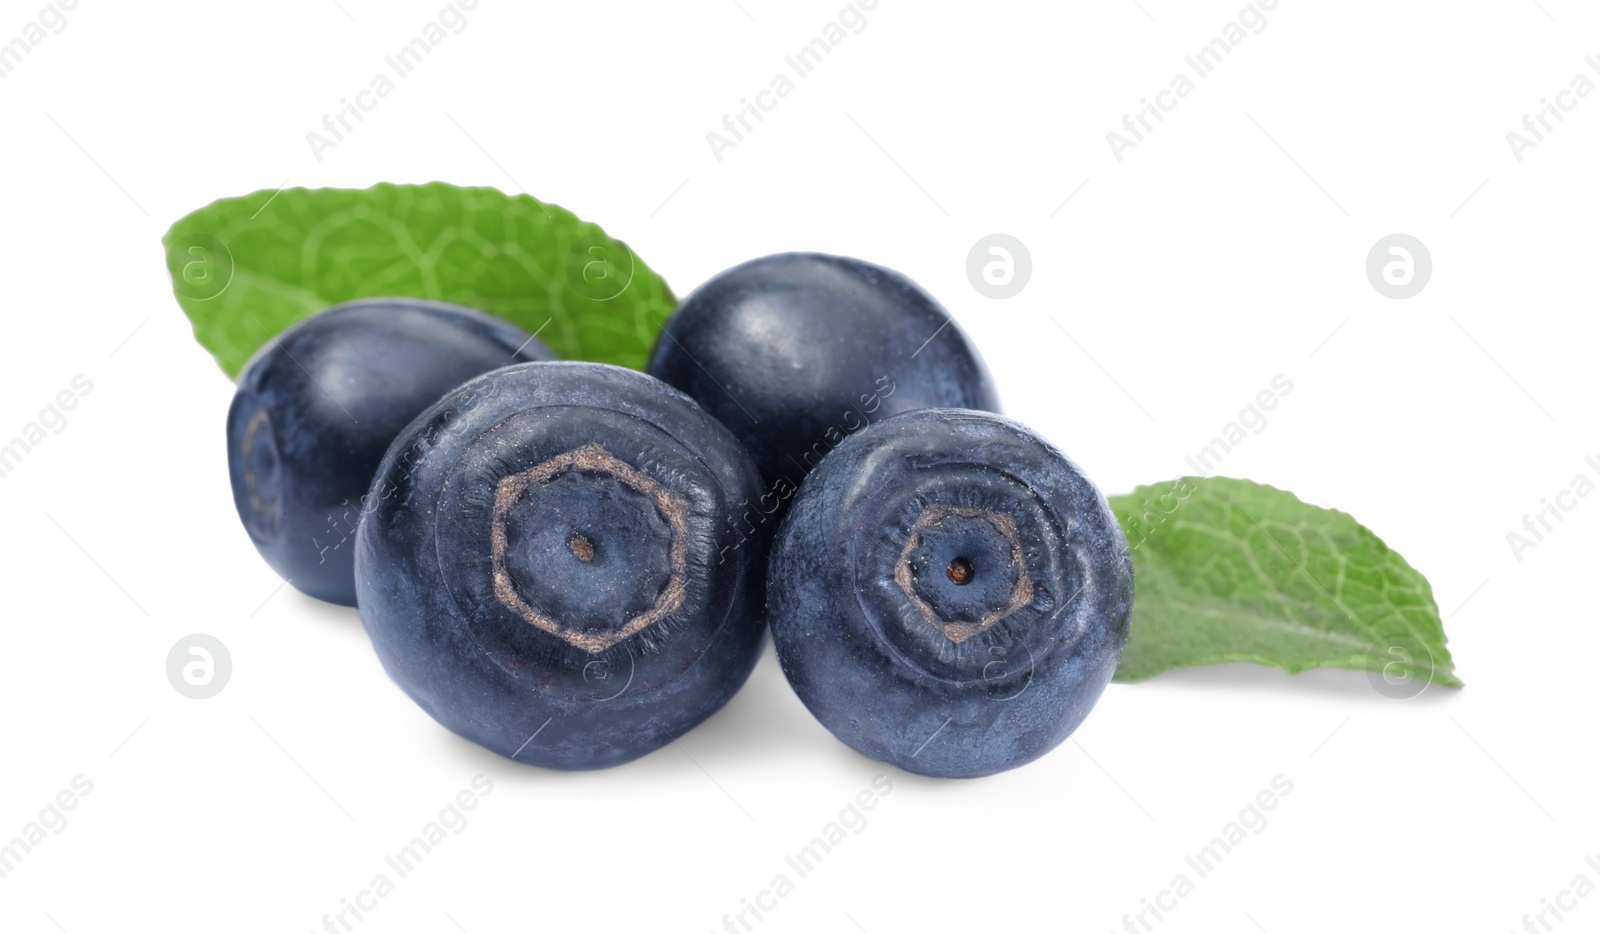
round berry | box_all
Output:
[355,362,770,770]
[768,408,1132,778]
[226,298,555,605]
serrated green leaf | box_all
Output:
[161,182,676,377]
[1109,477,1461,688]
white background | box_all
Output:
[1,1,1596,931]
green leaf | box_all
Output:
[1109,477,1461,688]
[161,182,676,377]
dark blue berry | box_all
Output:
[222,299,553,604]
[355,362,770,770]
[227,299,554,606]
[768,408,1132,778]
[646,253,1000,501]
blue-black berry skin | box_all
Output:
[646,253,1000,498]
[226,299,555,606]
[354,362,770,770]
[768,408,1133,779]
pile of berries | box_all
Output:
[226,253,1132,778]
